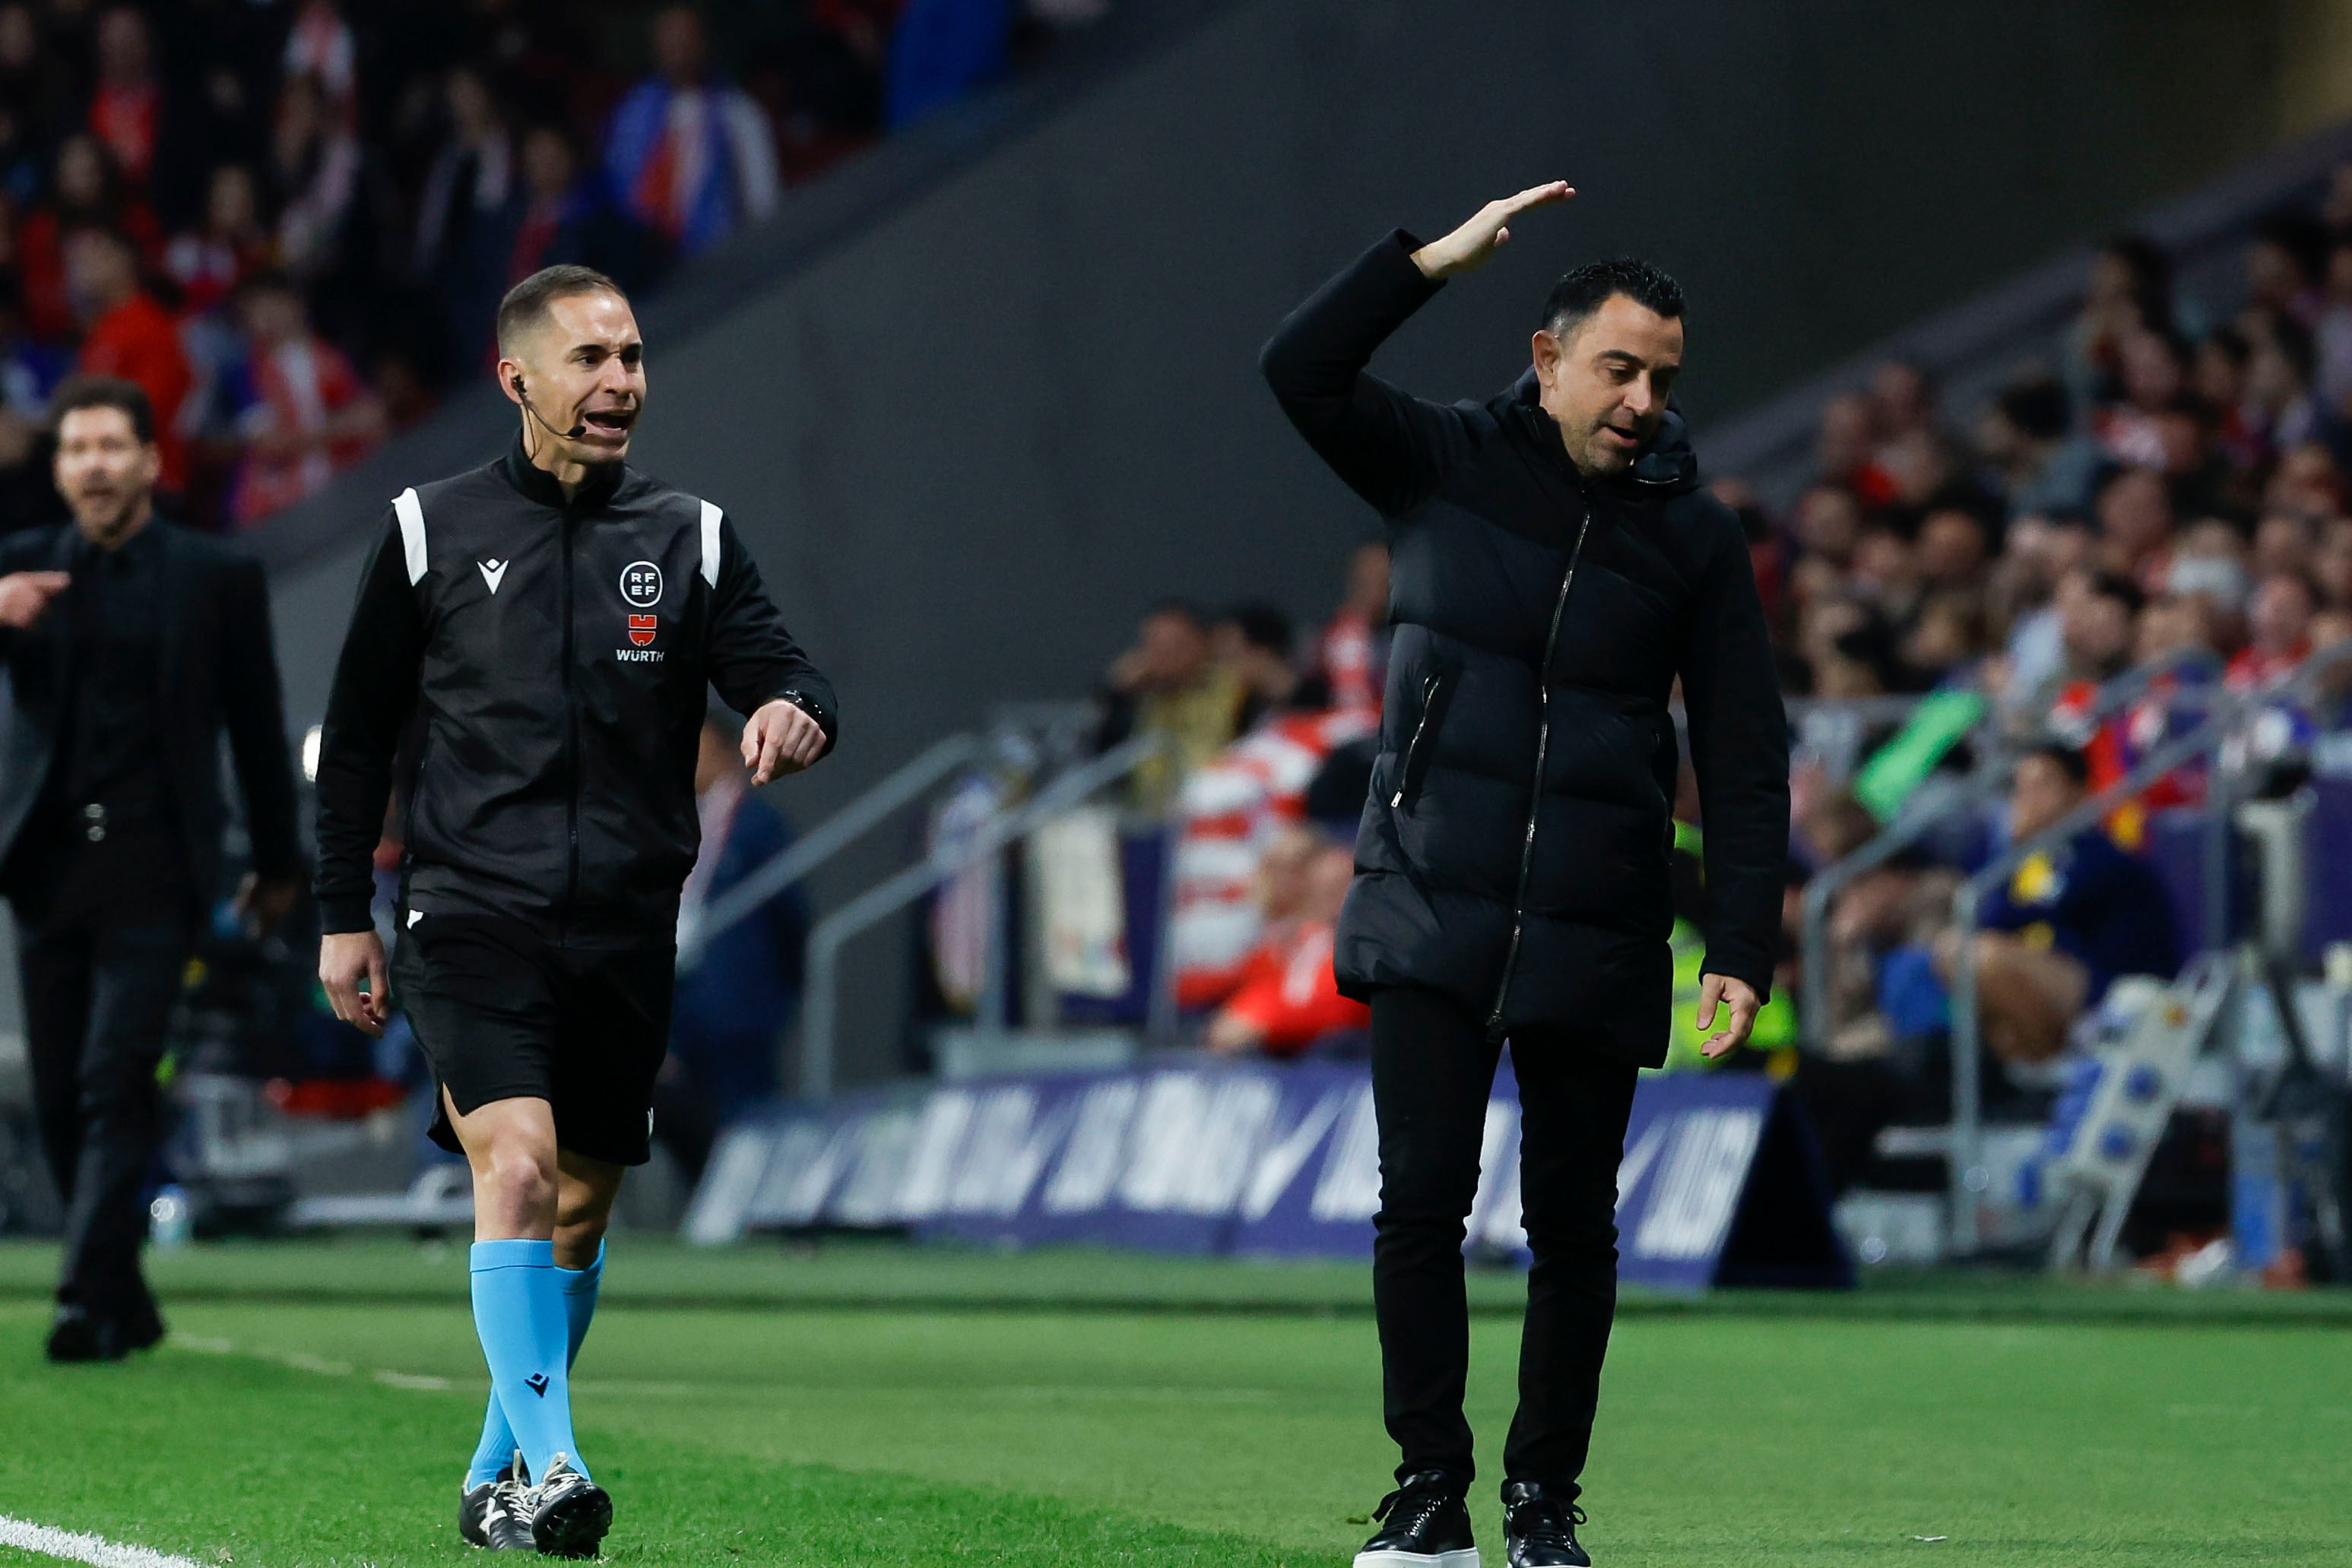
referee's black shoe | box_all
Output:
[1355,1471,1479,1568]
[459,1452,534,1551]
[527,1454,611,1559]
[1501,1481,1590,1567]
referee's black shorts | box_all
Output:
[393,914,675,1167]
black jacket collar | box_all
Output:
[498,432,626,512]
[1507,367,1701,496]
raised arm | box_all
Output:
[1679,507,1792,1055]
[1259,182,1573,516]
[702,511,837,784]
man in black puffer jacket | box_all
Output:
[1262,183,1788,1568]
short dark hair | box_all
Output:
[2081,569,2147,620]
[1540,257,1685,338]
[1997,375,2071,443]
[49,374,154,443]
[496,264,624,353]
[1223,601,1295,658]
[2019,738,2091,789]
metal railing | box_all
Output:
[795,731,1171,1098]
[1940,641,2352,1252]
[678,732,987,971]
[1798,648,2220,1053]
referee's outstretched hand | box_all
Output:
[320,930,391,1037]
[743,697,826,785]
[1409,181,1575,282]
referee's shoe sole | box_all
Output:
[528,1456,611,1559]
[1355,1552,1480,1568]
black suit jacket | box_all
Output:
[0,519,303,913]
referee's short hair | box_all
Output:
[497,265,626,353]
[49,374,155,444]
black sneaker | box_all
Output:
[459,1452,534,1551]
[1501,1481,1590,1567]
[45,1306,125,1364]
[527,1454,611,1559]
[1355,1470,1479,1568]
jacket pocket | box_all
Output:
[1389,669,1456,812]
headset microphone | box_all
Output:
[511,373,588,441]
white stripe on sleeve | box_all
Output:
[699,499,722,588]
[392,488,427,585]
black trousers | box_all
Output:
[17,917,187,1319]
[1370,986,1640,1500]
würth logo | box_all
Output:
[628,613,658,647]
[525,1373,550,1397]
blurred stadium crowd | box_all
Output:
[0,0,1102,536]
[1092,166,2352,1175]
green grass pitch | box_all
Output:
[0,1238,2346,1566]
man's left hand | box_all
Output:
[743,698,826,784]
[233,872,302,936]
[1696,973,1761,1060]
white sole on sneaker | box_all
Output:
[1352,1551,1479,1568]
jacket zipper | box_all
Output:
[1487,505,1593,1038]
[1390,672,1446,809]
[560,511,580,929]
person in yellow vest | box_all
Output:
[1659,822,1796,1074]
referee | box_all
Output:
[312,265,835,1557]
[1262,186,1788,1567]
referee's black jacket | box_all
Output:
[312,436,837,946]
[1261,231,1788,1063]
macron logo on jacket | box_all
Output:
[478,559,509,594]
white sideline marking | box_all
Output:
[173,1335,449,1391]
[0,1514,213,1568]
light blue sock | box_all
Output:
[464,1241,604,1488]
[468,1240,588,1483]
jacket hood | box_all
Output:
[1508,366,1702,496]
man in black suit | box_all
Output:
[0,376,301,1361]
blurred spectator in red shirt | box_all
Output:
[1315,541,1387,715]
[2227,572,2318,691]
[18,135,163,342]
[1205,835,1367,1058]
[165,164,271,318]
[221,271,383,527]
[67,225,189,492]
[1816,391,1896,509]
[87,6,162,187]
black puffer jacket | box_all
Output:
[1262,231,1789,1063]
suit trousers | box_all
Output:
[17,915,188,1318]
[1369,985,1640,1501]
